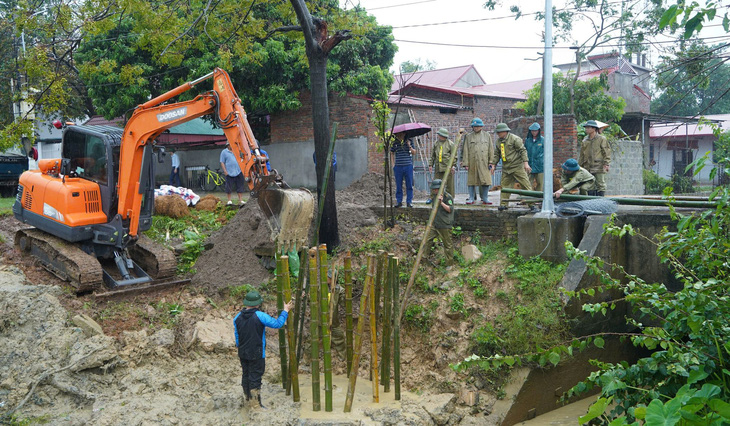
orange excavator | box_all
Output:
[12,68,313,294]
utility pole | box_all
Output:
[539,0,555,214]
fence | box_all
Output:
[413,165,502,194]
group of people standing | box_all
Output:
[390,117,612,211]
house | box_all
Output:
[648,114,729,185]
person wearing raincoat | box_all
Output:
[460,118,495,205]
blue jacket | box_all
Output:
[312,151,337,172]
[525,134,545,174]
[233,308,288,360]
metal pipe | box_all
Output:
[502,188,719,208]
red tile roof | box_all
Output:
[391,65,483,92]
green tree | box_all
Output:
[399,58,437,73]
[652,43,730,116]
[515,72,625,132]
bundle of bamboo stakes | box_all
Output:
[274,246,402,413]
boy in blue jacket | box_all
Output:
[234,290,292,410]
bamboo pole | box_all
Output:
[318,244,333,412]
[344,255,374,413]
[399,134,461,324]
[392,256,401,400]
[370,256,380,403]
[308,248,321,411]
[281,256,300,401]
[371,250,384,381]
[344,252,354,377]
[293,247,307,359]
[381,253,394,392]
[296,248,310,363]
[276,254,289,393]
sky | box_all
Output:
[341,0,729,85]
[341,0,608,84]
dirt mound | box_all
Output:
[155,195,189,218]
[191,202,274,292]
[196,195,221,212]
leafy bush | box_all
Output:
[449,293,467,316]
[470,323,504,356]
[671,173,694,193]
[403,302,437,333]
[643,169,671,195]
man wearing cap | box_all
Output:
[428,128,455,203]
[495,123,533,211]
[424,179,455,266]
[461,118,496,205]
[220,142,246,205]
[168,147,181,187]
[554,159,595,198]
[579,120,611,196]
[525,122,545,193]
[234,291,293,411]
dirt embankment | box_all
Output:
[190,172,397,292]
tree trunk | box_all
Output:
[289,0,342,251]
[310,54,340,249]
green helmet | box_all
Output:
[495,123,511,132]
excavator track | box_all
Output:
[15,229,186,297]
[128,235,177,279]
[15,228,103,293]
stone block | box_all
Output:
[461,244,483,262]
[72,314,104,337]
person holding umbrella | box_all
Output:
[390,130,416,208]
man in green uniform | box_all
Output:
[494,123,533,211]
[461,118,495,205]
[579,120,611,196]
[424,179,455,266]
[554,158,596,197]
[428,127,455,203]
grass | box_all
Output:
[473,247,568,356]
[0,196,15,216]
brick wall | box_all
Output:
[473,97,521,128]
[269,90,383,175]
[506,114,579,170]
[270,91,373,142]
[606,139,644,195]
[400,88,475,108]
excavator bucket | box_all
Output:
[257,187,314,251]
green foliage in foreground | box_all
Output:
[454,150,730,425]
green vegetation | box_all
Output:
[448,293,467,316]
[0,196,14,216]
[146,207,236,274]
[643,169,671,195]
[516,73,625,137]
[403,301,438,333]
[456,145,730,425]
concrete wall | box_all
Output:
[606,139,644,195]
[608,73,650,114]
[263,137,368,190]
[154,137,367,190]
[375,205,527,240]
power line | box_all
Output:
[369,0,436,11]
[393,34,730,50]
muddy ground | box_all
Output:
[0,173,518,425]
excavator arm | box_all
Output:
[117,68,312,249]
